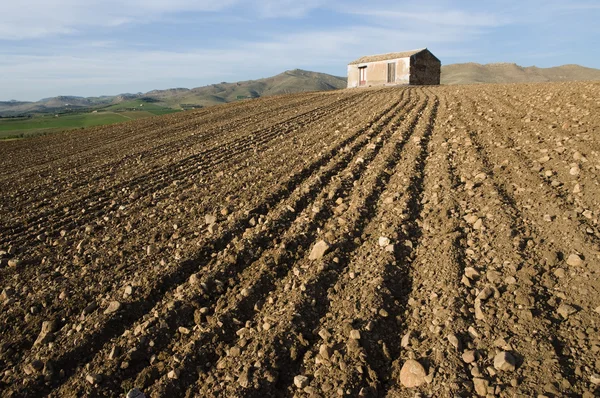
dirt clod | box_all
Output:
[33,319,58,346]
[557,303,578,319]
[103,301,121,315]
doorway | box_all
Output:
[387,62,396,83]
[359,67,367,86]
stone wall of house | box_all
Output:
[409,50,441,85]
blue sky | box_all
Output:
[1,0,599,101]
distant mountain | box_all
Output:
[441,63,600,85]
[0,69,347,117]
[148,69,348,108]
[2,64,599,117]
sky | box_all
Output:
[1,0,599,101]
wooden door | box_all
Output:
[387,62,396,83]
[359,67,366,86]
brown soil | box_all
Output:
[1,82,599,398]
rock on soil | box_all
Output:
[473,377,489,396]
[566,253,583,266]
[126,389,146,398]
[493,351,516,372]
[399,359,427,388]
[309,240,330,260]
[378,236,391,247]
[294,375,309,389]
[103,301,121,315]
[557,303,578,319]
[85,373,102,385]
[33,319,58,346]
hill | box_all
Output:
[441,62,600,84]
[0,69,347,117]
[3,63,598,118]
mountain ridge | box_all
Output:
[2,63,599,117]
[0,69,347,117]
[440,62,600,84]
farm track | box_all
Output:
[0,82,599,398]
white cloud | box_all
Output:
[349,9,507,27]
[0,0,238,39]
[255,0,327,18]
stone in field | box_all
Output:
[126,389,146,398]
[464,215,478,224]
[378,236,390,247]
[104,301,121,315]
[569,166,580,176]
[34,319,58,346]
[309,240,330,260]
[167,369,180,379]
[557,303,577,319]
[238,369,250,388]
[462,350,476,363]
[7,259,20,268]
[566,254,583,266]
[86,373,102,384]
[473,377,489,396]
[294,375,309,388]
[493,351,516,372]
[399,359,427,388]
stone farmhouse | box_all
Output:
[347,48,441,88]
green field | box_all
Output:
[0,109,179,139]
[102,99,179,114]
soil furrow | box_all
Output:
[2,82,599,398]
[50,90,418,397]
[285,95,438,398]
[0,91,369,255]
[10,90,412,396]
[137,91,425,398]
[445,91,598,396]
[0,90,392,367]
[186,90,432,398]
[0,92,325,184]
[470,92,600,234]
[382,92,474,397]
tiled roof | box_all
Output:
[348,49,426,65]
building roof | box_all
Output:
[348,48,426,65]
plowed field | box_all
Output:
[1,82,599,397]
